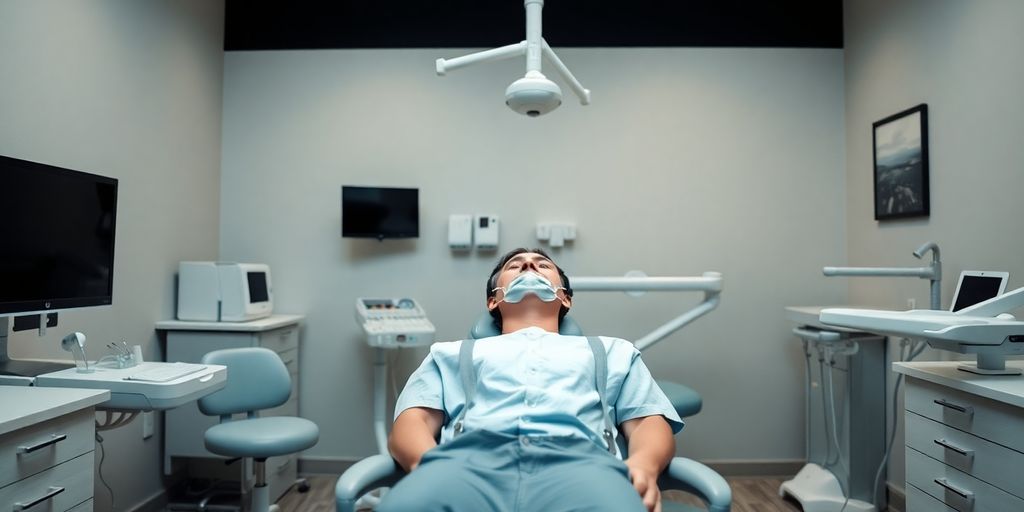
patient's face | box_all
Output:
[493,252,564,292]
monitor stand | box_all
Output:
[0,317,74,378]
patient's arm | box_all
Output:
[621,415,675,512]
[388,406,445,472]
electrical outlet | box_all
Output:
[142,411,154,439]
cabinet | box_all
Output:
[895,361,1024,512]
[157,314,304,503]
[0,388,108,512]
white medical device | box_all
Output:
[448,214,473,250]
[177,262,274,322]
[473,215,500,250]
[821,281,1024,376]
[435,0,591,117]
[356,298,435,348]
[950,270,1008,312]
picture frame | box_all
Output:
[873,104,929,220]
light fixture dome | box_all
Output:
[505,72,562,117]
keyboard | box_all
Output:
[126,363,207,382]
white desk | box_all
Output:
[0,387,109,512]
[894,361,1024,511]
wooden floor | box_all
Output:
[276,475,803,512]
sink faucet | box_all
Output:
[822,241,942,310]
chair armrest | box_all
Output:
[658,457,731,512]
[335,454,406,512]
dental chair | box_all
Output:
[199,348,320,512]
[335,315,731,512]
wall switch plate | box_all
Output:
[448,214,473,250]
[474,215,499,249]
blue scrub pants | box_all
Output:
[378,430,646,512]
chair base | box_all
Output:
[166,478,242,512]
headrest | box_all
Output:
[469,312,583,339]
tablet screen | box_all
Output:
[951,275,1005,312]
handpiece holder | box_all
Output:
[60,332,93,373]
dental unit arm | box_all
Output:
[570,272,723,351]
[823,241,942,310]
[820,286,1024,375]
[435,0,591,117]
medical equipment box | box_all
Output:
[356,297,435,348]
[177,262,274,322]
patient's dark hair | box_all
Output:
[486,247,573,330]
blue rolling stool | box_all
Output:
[199,348,320,512]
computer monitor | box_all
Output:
[0,154,118,376]
[341,186,419,240]
[950,271,1008,312]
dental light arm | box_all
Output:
[541,40,591,105]
[822,241,942,310]
[435,42,526,76]
[434,0,590,116]
[571,273,723,351]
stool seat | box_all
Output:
[205,416,319,459]
[656,380,703,418]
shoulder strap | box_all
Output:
[587,336,617,455]
[453,338,477,435]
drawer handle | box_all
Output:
[17,434,67,454]
[934,438,974,458]
[933,399,973,415]
[934,478,974,502]
[13,486,65,511]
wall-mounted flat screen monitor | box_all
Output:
[342,186,419,240]
[0,154,118,315]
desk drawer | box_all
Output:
[905,378,1024,453]
[268,453,296,502]
[0,409,94,488]
[278,349,298,376]
[907,483,956,512]
[906,447,1024,511]
[906,411,1024,498]
[0,452,94,512]
[67,498,93,511]
[259,326,298,354]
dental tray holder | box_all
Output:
[820,286,1024,376]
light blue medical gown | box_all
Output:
[394,326,684,459]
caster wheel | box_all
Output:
[298,482,311,493]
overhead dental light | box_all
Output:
[435,0,591,117]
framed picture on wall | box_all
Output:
[873,104,929,220]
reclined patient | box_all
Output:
[380,248,683,512]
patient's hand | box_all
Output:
[625,460,662,512]
[621,415,675,512]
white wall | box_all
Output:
[0,1,224,509]
[220,47,847,465]
[844,0,1024,494]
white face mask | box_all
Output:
[492,271,565,304]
